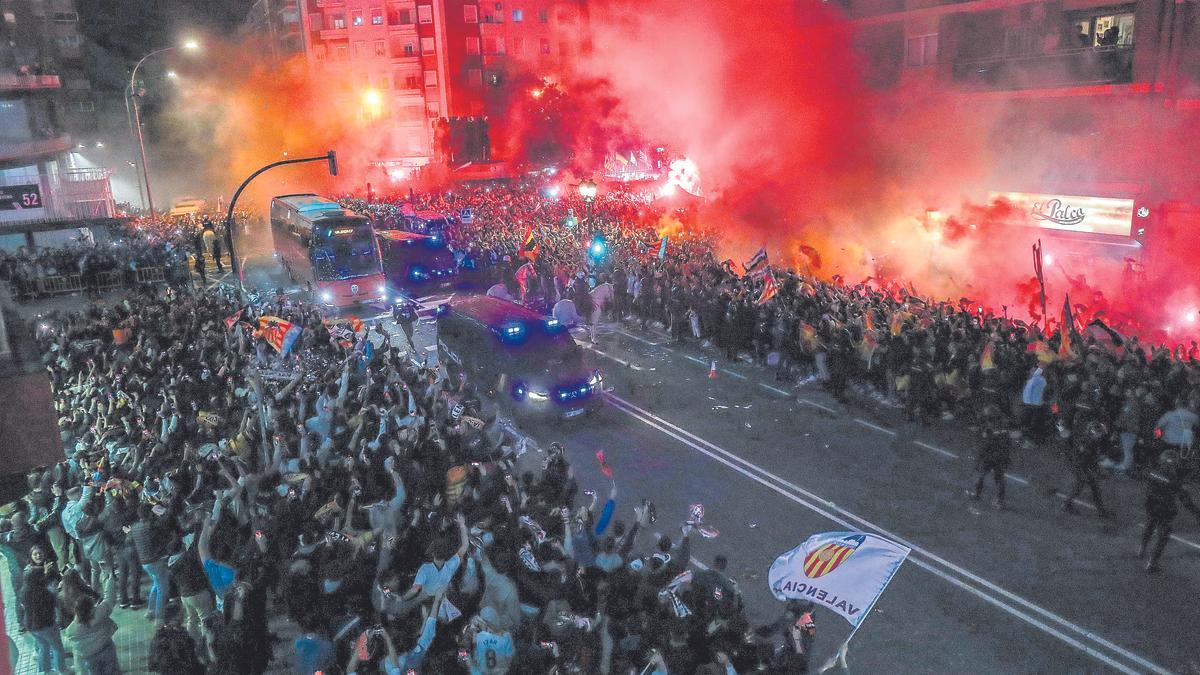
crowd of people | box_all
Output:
[0,180,1197,675]
[0,272,825,674]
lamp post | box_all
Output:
[578,179,597,224]
[126,39,200,223]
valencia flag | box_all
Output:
[519,225,539,260]
[756,269,779,305]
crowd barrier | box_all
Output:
[7,265,186,300]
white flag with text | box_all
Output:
[769,531,909,627]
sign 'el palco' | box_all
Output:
[991,191,1136,237]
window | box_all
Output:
[332,14,346,29]
[466,37,481,55]
[405,41,415,56]
[374,40,386,57]
[406,75,418,88]
[336,44,349,60]
[57,35,83,50]
[418,5,432,23]
[904,34,937,67]
[353,41,365,59]
[468,68,483,87]
[73,100,95,112]
[424,69,438,86]
[421,37,435,54]
[426,102,441,118]
[464,5,478,23]
[352,10,364,26]
[511,37,523,55]
[1090,13,1135,47]
[538,8,549,23]
[512,9,523,22]
[372,8,384,24]
[3,11,14,24]
[539,37,551,54]
[487,70,503,87]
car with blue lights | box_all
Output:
[435,296,604,421]
[376,229,458,292]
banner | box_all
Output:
[769,531,909,627]
[258,315,303,355]
[743,247,768,276]
[323,316,364,348]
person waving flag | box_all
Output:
[519,225,539,260]
[757,269,779,305]
[743,247,769,276]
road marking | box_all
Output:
[684,355,708,367]
[914,440,959,459]
[1008,474,1031,486]
[615,328,660,347]
[798,398,838,414]
[759,383,792,397]
[605,393,1169,675]
[581,344,631,368]
[720,369,748,381]
[854,418,897,437]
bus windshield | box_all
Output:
[311,223,380,281]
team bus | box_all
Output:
[400,208,453,237]
[270,193,389,308]
[376,229,458,292]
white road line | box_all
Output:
[615,328,660,347]
[854,418,897,437]
[798,397,838,414]
[759,383,792,397]
[914,440,959,459]
[1008,474,1031,486]
[605,394,1169,675]
[684,355,708,366]
[720,369,748,381]
[581,343,631,368]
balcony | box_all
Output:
[315,0,343,6]
[0,134,73,164]
[0,169,116,230]
[318,27,348,40]
[0,74,61,92]
[952,45,1134,92]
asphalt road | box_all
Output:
[232,257,1200,674]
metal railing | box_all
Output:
[0,169,116,230]
[952,44,1135,90]
[0,73,61,90]
[9,264,184,300]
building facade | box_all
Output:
[841,0,1200,268]
[247,0,588,172]
[0,0,116,248]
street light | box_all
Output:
[165,70,178,79]
[126,37,201,222]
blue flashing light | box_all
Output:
[588,235,608,261]
[501,321,524,339]
[409,265,429,281]
[545,317,561,331]
[435,303,450,317]
[512,382,527,399]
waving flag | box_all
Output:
[658,235,669,259]
[980,341,996,371]
[1058,295,1075,360]
[257,316,303,355]
[519,225,539,260]
[224,308,245,331]
[743,247,769,276]
[756,269,779,305]
[769,531,909,627]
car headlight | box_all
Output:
[588,370,603,386]
[527,389,550,401]
[377,284,387,295]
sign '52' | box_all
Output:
[0,184,43,211]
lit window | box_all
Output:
[466,37,481,55]
[422,37,435,53]
[404,41,415,56]
[372,9,383,25]
[512,9,523,22]
[3,11,15,24]
[352,11,363,26]
[418,5,432,23]
[424,69,437,86]
[332,14,346,29]
[904,34,937,67]
[464,5,478,23]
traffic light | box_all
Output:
[327,150,338,177]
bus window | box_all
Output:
[312,224,379,280]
